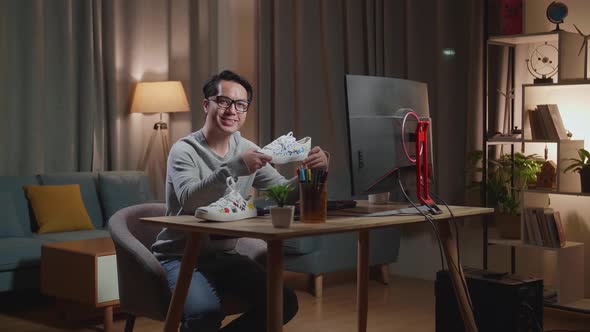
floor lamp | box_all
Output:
[131,81,189,177]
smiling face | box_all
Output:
[202,80,248,136]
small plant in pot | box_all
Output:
[467,150,543,239]
[563,148,590,193]
[263,184,295,228]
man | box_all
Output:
[152,70,329,332]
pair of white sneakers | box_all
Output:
[196,132,310,222]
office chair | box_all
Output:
[108,203,247,332]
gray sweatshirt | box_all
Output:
[152,130,297,260]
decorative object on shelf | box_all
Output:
[546,1,568,31]
[572,24,589,80]
[526,42,559,84]
[262,184,295,228]
[562,148,590,193]
[566,130,573,139]
[498,88,517,136]
[501,0,523,35]
[536,160,557,189]
[468,151,543,238]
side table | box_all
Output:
[41,237,119,332]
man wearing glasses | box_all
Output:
[152,70,329,331]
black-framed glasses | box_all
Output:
[208,95,250,113]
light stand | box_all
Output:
[131,81,189,178]
[137,113,171,178]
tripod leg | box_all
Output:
[138,130,158,170]
[159,128,170,179]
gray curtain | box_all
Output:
[0,0,102,175]
[95,0,219,198]
[259,0,484,279]
[259,0,485,203]
[0,0,220,199]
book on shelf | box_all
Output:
[536,104,568,141]
[525,207,543,246]
[528,109,546,140]
[553,211,567,248]
[524,207,564,247]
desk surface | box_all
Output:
[141,202,493,240]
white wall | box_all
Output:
[525,0,590,74]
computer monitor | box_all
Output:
[344,75,434,198]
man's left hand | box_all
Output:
[302,146,329,170]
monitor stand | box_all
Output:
[364,204,441,217]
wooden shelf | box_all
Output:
[488,32,558,45]
[486,138,522,144]
[524,189,590,197]
[546,298,590,314]
[488,238,583,251]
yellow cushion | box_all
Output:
[24,184,94,234]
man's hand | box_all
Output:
[242,148,273,174]
[302,146,329,170]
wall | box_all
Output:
[525,0,590,73]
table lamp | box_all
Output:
[131,81,189,174]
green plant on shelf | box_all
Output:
[562,148,590,174]
[468,150,544,215]
[262,184,294,208]
[563,148,590,193]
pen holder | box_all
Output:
[299,182,327,223]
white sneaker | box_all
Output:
[195,177,257,222]
[258,132,311,164]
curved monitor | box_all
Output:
[344,75,434,196]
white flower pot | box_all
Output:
[271,206,294,228]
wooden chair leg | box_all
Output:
[308,274,324,298]
[124,314,136,332]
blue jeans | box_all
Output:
[162,252,298,332]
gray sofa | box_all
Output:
[237,225,401,297]
[0,171,154,292]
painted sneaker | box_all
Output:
[258,132,311,164]
[195,177,257,222]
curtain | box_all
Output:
[259,0,484,203]
[0,0,223,199]
[259,0,485,279]
[0,0,102,175]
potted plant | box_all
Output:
[468,150,544,238]
[263,184,295,228]
[563,148,590,193]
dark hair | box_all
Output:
[202,70,253,102]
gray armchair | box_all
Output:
[108,203,246,332]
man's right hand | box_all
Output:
[242,148,273,174]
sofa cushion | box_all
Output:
[33,229,110,242]
[24,184,94,234]
[0,176,40,236]
[283,237,319,255]
[0,193,25,237]
[98,171,154,222]
[0,238,46,272]
[39,172,104,229]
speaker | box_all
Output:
[435,268,543,332]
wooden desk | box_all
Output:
[141,202,493,332]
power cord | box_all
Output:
[397,170,446,271]
[522,302,543,332]
[397,169,475,313]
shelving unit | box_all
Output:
[484,29,590,313]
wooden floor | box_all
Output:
[1,273,589,331]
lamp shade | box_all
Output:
[130,81,190,114]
